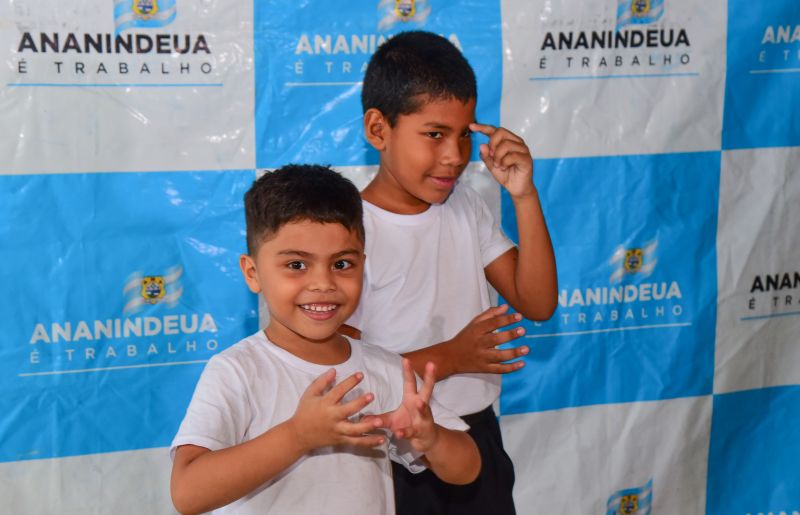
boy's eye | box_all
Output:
[425,131,443,139]
[333,260,352,270]
[461,129,473,138]
[287,261,306,270]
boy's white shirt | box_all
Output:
[348,183,515,416]
[171,331,468,515]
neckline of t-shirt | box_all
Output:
[362,199,441,226]
[253,330,363,376]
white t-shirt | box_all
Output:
[171,330,468,515]
[348,184,515,416]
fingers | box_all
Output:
[341,434,386,448]
[327,372,364,403]
[478,312,523,333]
[401,358,419,397]
[488,127,525,150]
[418,362,436,403]
[486,359,526,374]
[470,123,524,147]
[337,416,388,448]
[471,304,509,323]
[339,392,377,419]
[481,345,529,374]
[394,400,433,441]
[491,140,531,170]
[305,368,337,397]
[490,345,529,363]
[489,324,526,346]
[469,122,496,136]
[337,417,385,437]
[360,414,387,428]
[471,123,530,172]
[478,143,494,172]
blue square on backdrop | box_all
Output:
[500,152,720,414]
[723,0,800,149]
[254,0,502,168]
[707,385,800,515]
[0,170,258,462]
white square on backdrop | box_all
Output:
[499,0,727,158]
[715,146,800,394]
[0,1,255,174]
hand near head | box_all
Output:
[470,123,536,200]
[289,369,385,453]
[365,359,440,453]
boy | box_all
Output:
[344,31,558,514]
[170,165,481,515]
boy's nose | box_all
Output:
[308,268,336,292]
[440,137,469,168]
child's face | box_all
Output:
[375,96,475,212]
[240,220,364,350]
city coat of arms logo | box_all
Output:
[394,0,416,20]
[378,0,430,30]
[132,0,159,19]
[123,265,184,314]
[141,276,166,303]
[631,0,651,18]
[620,493,639,514]
[114,0,177,35]
[609,240,658,283]
[616,0,664,31]
[606,479,652,515]
[624,248,644,274]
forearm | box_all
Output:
[402,341,457,381]
[171,420,306,514]
[510,190,558,319]
[351,327,460,380]
[423,427,481,485]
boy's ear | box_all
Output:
[364,108,388,151]
[239,254,262,293]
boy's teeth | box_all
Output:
[301,304,336,312]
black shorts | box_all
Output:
[392,405,517,515]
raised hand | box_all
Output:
[368,359,440,453]
[289,369,385,452]
[445,304,528,375]
[470,123,535,199]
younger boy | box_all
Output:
[345,31,558,514]
[170,165,480,515]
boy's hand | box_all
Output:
[289,369,385,453]
[470,123,536,200]
[446,304,528,376]
[365,359,440,453]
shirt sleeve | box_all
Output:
[469,187,515,267]
[170,355,251,459]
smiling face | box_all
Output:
[239,220,364,364]
[364,96,476,214]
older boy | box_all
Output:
[170,165,480,515]
[344,31,558,514]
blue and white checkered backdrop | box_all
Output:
[1,1,798,513]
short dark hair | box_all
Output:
[244,164,364,255]
[361,31,477,126]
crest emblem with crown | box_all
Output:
[133,0,159,19]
